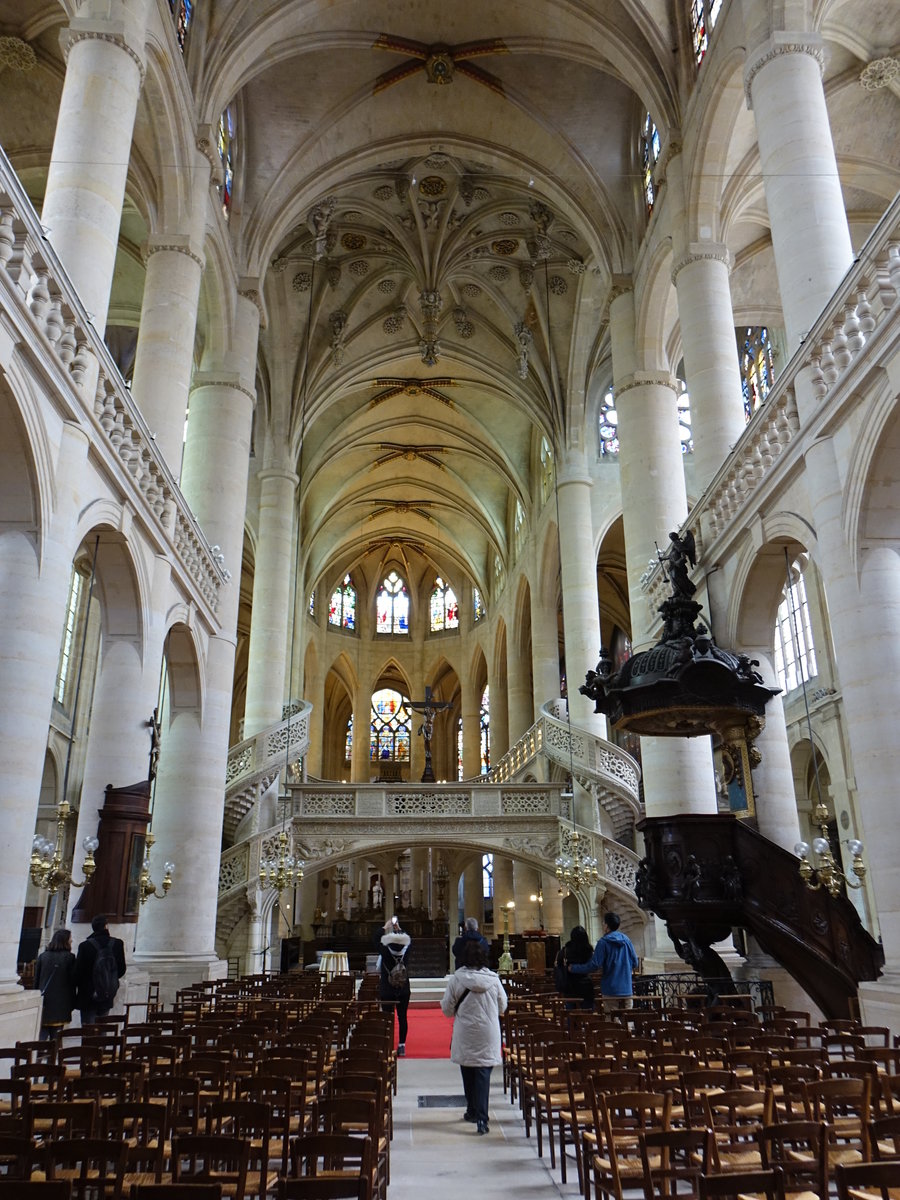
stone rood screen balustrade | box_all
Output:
[0,145,225,620]
[486,699,641,839]
[641,190,900,619]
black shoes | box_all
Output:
[397,1044,405,1056]
[477,1120,489,1135]
[463,1111,476,1123]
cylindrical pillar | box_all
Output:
[129,229,206,477]
[507,628,533,743]
[673,246,747,492]
[243,467,299,738]
[0,422,89,989]
[133,292,259,994]
[488,651,509,761]
[556,450,606,739]
[740,651,801,851]
[531,585,560,711]
[744,36,853,350]
[461,678,481,779]
[42,4,149,333]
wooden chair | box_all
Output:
[523,1036,586,1168]
[591,1089,673,1200]
[703,1088,774,1172]
[0,1184,72,1197]
[0,1132,40,1179]
[131,1187,224,1199]
[102,1101,169,1192]
[639,1127,713,1200]
[308,1098,385,1200]
[869,1114,900,1160]
[679,1069,737,1128]
[170,1134,249,1200]
[42,1136,128,1199]
[288,1133,374,1200]
[766,1065,822,1120]
[803,1076,872,1171]
[699,1168,785,1200]
[205,1100,276,1200]
[836,1160,900,1200]
[28,1098,98,1142]
[276,1180,368,1200]
[758,1120,829,1200]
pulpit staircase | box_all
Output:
[637,813,884,1018]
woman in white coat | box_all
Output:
[440,939,508,1134]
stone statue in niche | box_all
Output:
[635,857,661,910]
[683,854,702,901]
[721,856,743,903]
[658,529,697,599]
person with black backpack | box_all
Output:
[378,916,411,1056]
[75,914,126,1025]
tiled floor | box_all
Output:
[388,1058,582,1200]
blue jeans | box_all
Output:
[460,1065,492,1124]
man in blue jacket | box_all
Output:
[566,912,638,1009]
[452,916,490,969]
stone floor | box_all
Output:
[387,1057,582,1200]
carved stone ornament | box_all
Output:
[0,36,37,71]
[743,37,826,107]
[425,51,454,84]
[859,56,900,91]
[307,198,337,261]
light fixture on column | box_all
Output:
[32,536,102,895]
[498,900,515,972]
[259,828,304,893]
[31,805,98,895]
[138,831,174,903]
[783,549,866,898]
[529,888,544,928]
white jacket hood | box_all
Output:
[380,931,411,951]
[452,965,498,992]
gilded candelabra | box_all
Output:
[498,900,515,973]
[794,796,865,898]
[555,828,600,895]
[30,800,98,895]
[259,829,304,892]
[138,832,175,904]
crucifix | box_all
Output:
[407,685,451,782]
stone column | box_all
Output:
[352,668,375,783]
[243,466,298,738]
[488,652,509,762]
[609,285,717,807]
[739,651,801,851]
[42,2,150,334]
[556,448,605,736]
[672,245,747,492]
[492,856,514,915]
[129,226,206,477]
[507,628,533,743]
[0,422,89,1034]
[303,636,326,779]
[531,585,560,712]
[460,677,481,778]
[133,291,259,998]
[744,34,853,351]
[462,860,484,926]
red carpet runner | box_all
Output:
[397,1001,452,1059]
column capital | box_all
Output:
[60,20,146,84]
[190,371,255,404]
[671,242,731,286]
[607,276,634,305]
[257,466,300,488]
[655,135,683,186]
[615,371,679,397]
[743,32,826,108]
[145,234,205,271]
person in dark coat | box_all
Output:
[75,914,126,1024]
[378,917,412,1056]
[34,928,77,1039]
[452,916,490,968]
[553,924,595,1010]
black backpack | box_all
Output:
[91,940,119,1008]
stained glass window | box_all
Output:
[514,500,526,554]
[217,106,235,218]
[430,576,459,632]
[457,716,463,781]
[690,0,722,66]
[599,387,619,456]
[480,685,490,776]
[344,716,353,761]
[308,591,316,617]
[738,326,776,420]
[369,689,411,762]
[473,588,484,622]
[493,555,505,596]
[539,437,554,503]
[677,379,693,453]
[774,561,818,693]
[328,574,356,630]
[55,566,86,707]
[641,112,661,215]
[376,571,409,634]
[168,0,193,52]
[482,852,494,899]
